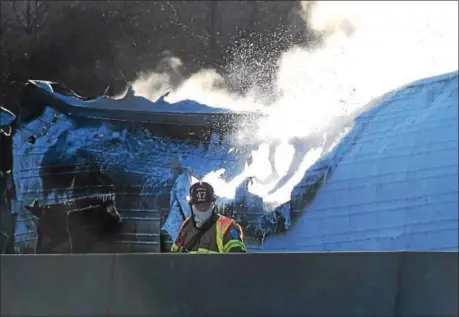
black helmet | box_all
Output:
[189,181,216,205]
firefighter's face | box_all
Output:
[193,202,212,212]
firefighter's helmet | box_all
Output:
[189,181,216,205]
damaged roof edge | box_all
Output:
[20,80,266,133]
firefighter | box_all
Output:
[171,181,247,253]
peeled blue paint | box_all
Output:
[162,170,193,242]
[0,107,16,129]
[235,178,265,215]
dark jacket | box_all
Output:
[171,213,246,253]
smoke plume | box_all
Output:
[130,1,459,205]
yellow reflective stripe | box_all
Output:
[189,248,219,254]
[171,243,180,252]
[216,216,234,252]
[216,216,244,253]
[223,239,246,252]
[236,224,244,241]
[222,221,234,237]
[216,223,224,252]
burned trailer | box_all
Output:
[10,80,270,253]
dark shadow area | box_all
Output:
[0,132,13,173]
[0,171,16,254]
[25,196,122,253]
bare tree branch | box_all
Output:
[10,0,48,35]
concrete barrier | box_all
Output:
[1,252,457,317]
[397,252,458,317]
[1,255,114,317]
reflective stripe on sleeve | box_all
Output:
[223,239,246,252]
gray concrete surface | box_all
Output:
[1,252,457,317]
[397,252,458,317]
[1,255,114,316]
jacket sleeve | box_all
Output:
[171,238,182,253]
[222,223,247,253]
[170,218,189,252]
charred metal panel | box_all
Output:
[25,196,122,253]
[0,172,15,254]
[21,81,265,140]
[10,80,267,253]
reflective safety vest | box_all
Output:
[171,215,245,253]
[215,215,244,253]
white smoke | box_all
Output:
[131,1,459,205]
[259,0,458,141]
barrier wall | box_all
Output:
[1,252,457,317]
